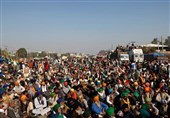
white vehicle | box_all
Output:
[119,53,129,61]
[129,48,144,62]
[109,51,129,62]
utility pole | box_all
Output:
[161,36,163,51]
[157,38,159,51]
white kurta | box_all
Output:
[32,96,51,116]
[13,85,25,94]
[41,85,47,92]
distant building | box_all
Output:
[140,43,168,51]
[141,36,170,51]
[140,43,168,48]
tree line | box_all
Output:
[1,36,170,59]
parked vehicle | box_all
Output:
[109,47,129,62]
[128,48,144,62]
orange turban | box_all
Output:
[20,95,27,102]
[144,87,151,92]
[41,82,45,85]
[15,82,19,86]
[102,82,107,87]
[93,95,99,102]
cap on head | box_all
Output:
[106,107,115,116]
[53,103,60,111]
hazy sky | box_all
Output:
[0,0,169,54]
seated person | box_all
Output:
[91,95,108,117]
[32,91,51,116]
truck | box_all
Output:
[128,48,144,62]
[109,43,144,62]
[109,46,129,62]
[118,52,129,61]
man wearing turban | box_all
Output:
[91,95,108,117]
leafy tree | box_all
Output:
[61,53,70,57]
[49,53,58,58]
[39,51,47,57]
[151,38,159,44]
[164,37,170,46]
[16,48,27,58]
[29,52,38,58]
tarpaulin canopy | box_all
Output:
[0,57,4,62]
[150,52,165,57]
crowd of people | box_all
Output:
[0,55,170,118]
